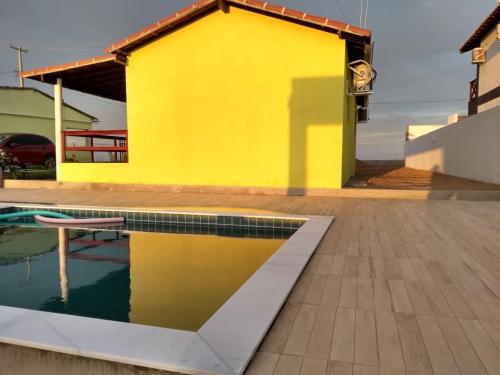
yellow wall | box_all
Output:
[60,6,355,189]
[128,231,283,331]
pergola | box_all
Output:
[20,55,128,179]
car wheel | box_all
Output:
[44,156,56,169]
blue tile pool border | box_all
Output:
[0,205,304,231]
[0,202,333,375]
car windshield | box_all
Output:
[0,134,11,143]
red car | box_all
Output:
[0,133,56,169]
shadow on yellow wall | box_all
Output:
[288,76,346,193]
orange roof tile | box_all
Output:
[106,0,371,54]
[20,55,119,78]
[460,4,500,53]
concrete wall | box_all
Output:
[60,6,355,190]
[405,106,500,185]
[406,124,448,141]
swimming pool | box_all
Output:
[1,226,288,331]
[0,204,332,375]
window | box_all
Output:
[30,135,52,145]
[11,135,51,145]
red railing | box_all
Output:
[470,79,478,100]
[468,79,478,115]
[62,129,128,163]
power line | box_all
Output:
[359,0,364,27]
[0,70,16,75]
[364,0,369,27]
[371,98,468,105]
[0,42,105,46]
[19,46,101,52]
[335,0,350,23]
[1,42,104,52]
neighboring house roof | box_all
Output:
[106,0,371,54]
[0,86,98,122]
[460,4,500,53]
[20,0,371,102]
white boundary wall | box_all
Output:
[405,106,500,185]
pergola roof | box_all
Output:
[20,55,126,102]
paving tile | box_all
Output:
[307,306,336,360]
[388,280,413,313]
[395,312,432,372]
[339,277,357,308]
[246,352,279,375]
[354,309,378,366]
[284,304,318,356]
[438,317,487,375]
[331,308,355,362]
[376,311,404,369]
[356,277,374,310]
[300,358,328,375]
[274,354,303,375]
[416,315,460,375]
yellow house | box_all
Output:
[22,0,373,193]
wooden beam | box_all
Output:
[218,0,229,13]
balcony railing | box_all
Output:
[62,129,128,163]
[468,78,478,115]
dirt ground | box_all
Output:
[347,161,500,190]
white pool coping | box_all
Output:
[0,203,333,375]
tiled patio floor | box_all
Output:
[1,188,500,375]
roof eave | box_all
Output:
[459,4,500,53]
[105,0,371,55]
[20,55,127,102]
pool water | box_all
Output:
[0,225,287,331]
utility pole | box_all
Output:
[10,44,27,87]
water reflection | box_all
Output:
[58,228,69,303]
[0,226,285,331]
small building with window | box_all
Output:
[0,87,96,162]
[461,3,500,114]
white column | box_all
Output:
[54,78,63,181]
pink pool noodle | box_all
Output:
[34,215,125,226]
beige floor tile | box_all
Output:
[376,311,405,369]
[331,308,355,362]
[284,304,318,356]
[395,312,432,372]
[300,358,328,375]
[274,354,303,375]
[246,352,279,375]
[355,309,378,366]
[307,306,336,360]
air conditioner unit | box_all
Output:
[472,47,486,64]
[348,60,376,96]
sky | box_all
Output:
[0,0,496,159]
